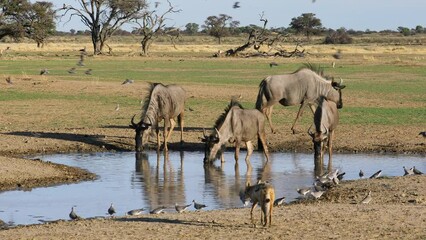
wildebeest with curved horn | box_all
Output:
[130,83,185,152]
[202,97,270,164]
[255,64,345,134]
[308,96,339,176]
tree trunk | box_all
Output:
[91,26,102,55]
[140,36,151,56]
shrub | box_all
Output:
[324,29,353,44]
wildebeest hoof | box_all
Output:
[292,128,301,134]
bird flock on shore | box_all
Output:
[67,165,423,221]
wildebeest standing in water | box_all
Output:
[202,97,270,164]
[308,96,339,176]
[255,64,345,134]
[130,83,185,152]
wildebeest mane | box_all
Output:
[140,82,162,120]
[315,96,326,132]
[213,97,244,130]
[294,63,325,77]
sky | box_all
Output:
[53,0,426,32]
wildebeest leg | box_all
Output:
[264,105,275,134]
[234,140,240,162]
[245,141,253,165]
[258,133,270,161]
[155,125,161,150]
[320,141,325,168]
[327,131,334,172]
[163,119,176,151]
[309,103,316,114]
[178,112,184,143]
[291,101,308,134]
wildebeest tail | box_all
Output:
[255,77,272,111]
[177,113,183,127]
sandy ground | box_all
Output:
[0,56,425,239]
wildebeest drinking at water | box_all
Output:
[202,97,270,163]
[255,64,345,134]
[308,96,339,176]
[130,83,185,152]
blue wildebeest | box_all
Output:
[255,64,345,134]
[130,83,185,152]
[202,97,270,164]
[308,96,339,175]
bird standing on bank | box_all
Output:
[175,203,191,213]
[273,197,286,207]
[108,203,116,217]
[192,200,207,210]
[150,206,167,214]
[69,206,81,220]
[297,187,311,197]
[127,208,144,216]
[359,169,364,178]
[413,166,423,175]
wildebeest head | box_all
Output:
[308,126,328,164]
[129,115,151,152]
[331,77,346,109]
[201,128,222,163]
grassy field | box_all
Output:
[0,36,425,154]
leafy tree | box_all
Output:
[185,22,199,35]
[59,0,147,55]
[397,26,411,36]
[414,25,424,34]
[0,0,55,47]
[202,14,238,44]
[289,13,322,40]
[26,1,56,47]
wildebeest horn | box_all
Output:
[323,124,329,136]
[130,115,139,128]
[215,128,221,139]
[339,77,343,85]
[307,125,314,137]
[203,128,208,138]
[308,129,314,138]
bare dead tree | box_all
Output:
[135,0,180,56]
[59,0,147,55]
[222,13,305,58]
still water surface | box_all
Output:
[0,151,424,226]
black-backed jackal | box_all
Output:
[243,181,275,227]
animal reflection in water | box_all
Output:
[202,96,270,164]
[134,151,186,211]
[205,158,272,210]
[130,83,186,152]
